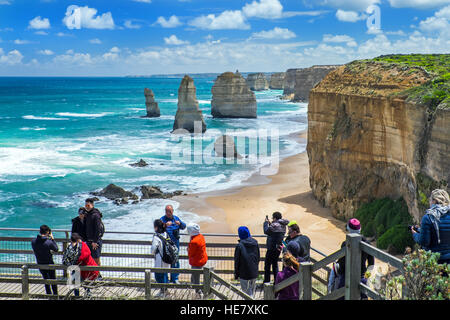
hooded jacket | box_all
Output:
[234,237,260,280]
[31,235,58,264]
[285,234,311,261]
[71,216,87,241]
[275,266,299,300]
[84,208,104,243]
[413,205,450,262]
[78,242,99,280]
[188,234,208,267]
[264,219,289,252]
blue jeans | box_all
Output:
[170,241,180,283]
[155,272,168,284]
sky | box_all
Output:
[0,0,449,76]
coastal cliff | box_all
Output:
[173,75,206,133]
[211,72,257,118]
[282,68,299,99]
[307,55,450,221]
[293,65,339,102]
[269,72,285,90]
[246,73,269,91]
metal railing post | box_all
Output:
[345,233,362,300]
[300,262,313,300]
[145,269,152,300]
[263,283,275,300]
[202,267,212,296]
[21,265,29,300]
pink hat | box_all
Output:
[347,218,361,233]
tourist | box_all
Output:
[284,221,311,262]
[274,252,300,300]
[263,212,289,283]
[83,198,105,268]
[331,218,374,298]
[286,241,306,263]
[160,204,186,284]
[187,223,208,295]
[31,225,58,296]
[62,233,99,297]
[412,189,450,264]
[234,226,260,297]
[151,219,170,297]
[71,207,87,241]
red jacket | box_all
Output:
[78,242,99,280]
[188,234,208,267]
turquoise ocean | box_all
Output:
[0,77,307,237]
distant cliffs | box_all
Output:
[246,73,269,91]
[307,57,450,221]
[173,75,206,133]
[211,72,257,118]
[269,72,285,90]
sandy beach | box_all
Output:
[177,132,347,255]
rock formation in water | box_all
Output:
[92,184,138,201]
[129,159,149,167]
[140,185,184,200]
[293,65,339,102]
[307,56,450,221]
[211,72,257,119]
[173,75,206,133]
[282,68,300,100]
[246,73,269,91]
[144,88,160,117]
[214,135,243,159]
[269,72,285,90]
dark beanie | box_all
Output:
[238,226,251,240]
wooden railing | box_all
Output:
[264,234,405,300]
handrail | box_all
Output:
[360,241,403,270]
[210,271,254,300]
[312,247,345,272]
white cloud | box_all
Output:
[38,49,54,55]
[155,16,182,28]
[323,34,357,46]
[53,51,93,65]
[164,35,189,45]
[189,10,250,30]
[34,31,49,36]
[389,0,450,9]
[63,5,115,30]
[242,0,283,19]
[28,16,51,29]
[124,20,141,29]
[251,27,296,39]
[336,10,366,22]
[14,39,31,44]
[89,38,102,44]
[419,5,450,33]
[313,0,380,11]
[0,0,11,4]
[0,48,23,65]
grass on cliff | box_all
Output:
[372,54,450,110]
[355,197,415,254]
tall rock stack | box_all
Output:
[269,72,285,89]
[293,65,339,102]
[211,71,257,118]
[246,73,269,91]
[282,68,300,99]
[144,88,160,117]
[173,75,206,133]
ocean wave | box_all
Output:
[22,115,68,121]
[55,112,111,118]
[20,127,47,131]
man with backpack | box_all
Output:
[160,204,186,284]
[82,198,105,267]
[152,219,179,297]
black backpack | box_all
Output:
[156,233,179,265]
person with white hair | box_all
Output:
[412,189,450,264]
[187,223,208,294]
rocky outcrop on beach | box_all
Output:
[140,186,184,199]
[307,58,450,221]
[269,72,285,90]
[173,75,207,133]
[92,184,136,200]
[214,135,243,159]
[129,159,149,167]
[293,65,339,102]
[246,73,269,91]
[211,72,257,119]
[144,88,160,117]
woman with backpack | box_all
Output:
[151,219,171,297]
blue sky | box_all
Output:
[0,0,449,76]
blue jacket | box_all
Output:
[160,215,186,246]
[31,235,58,264]
[413,206,450,263]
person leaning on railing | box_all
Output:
[411,189,450,265]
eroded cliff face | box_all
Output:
[293,65,339,102]
[282,69,299,99]
[269,72,285,90]
[246,73,269,91]
[307,61,449,221]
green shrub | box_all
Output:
[355,197,414,254]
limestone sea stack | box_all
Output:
[292,65,339,102]
[246,73,269,91]
[173,75,207,133]
[269,72,285,89]
[144,88,160,117]
[282,68,299,99]
[211,72,257,119]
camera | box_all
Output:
[409,225,419,232]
